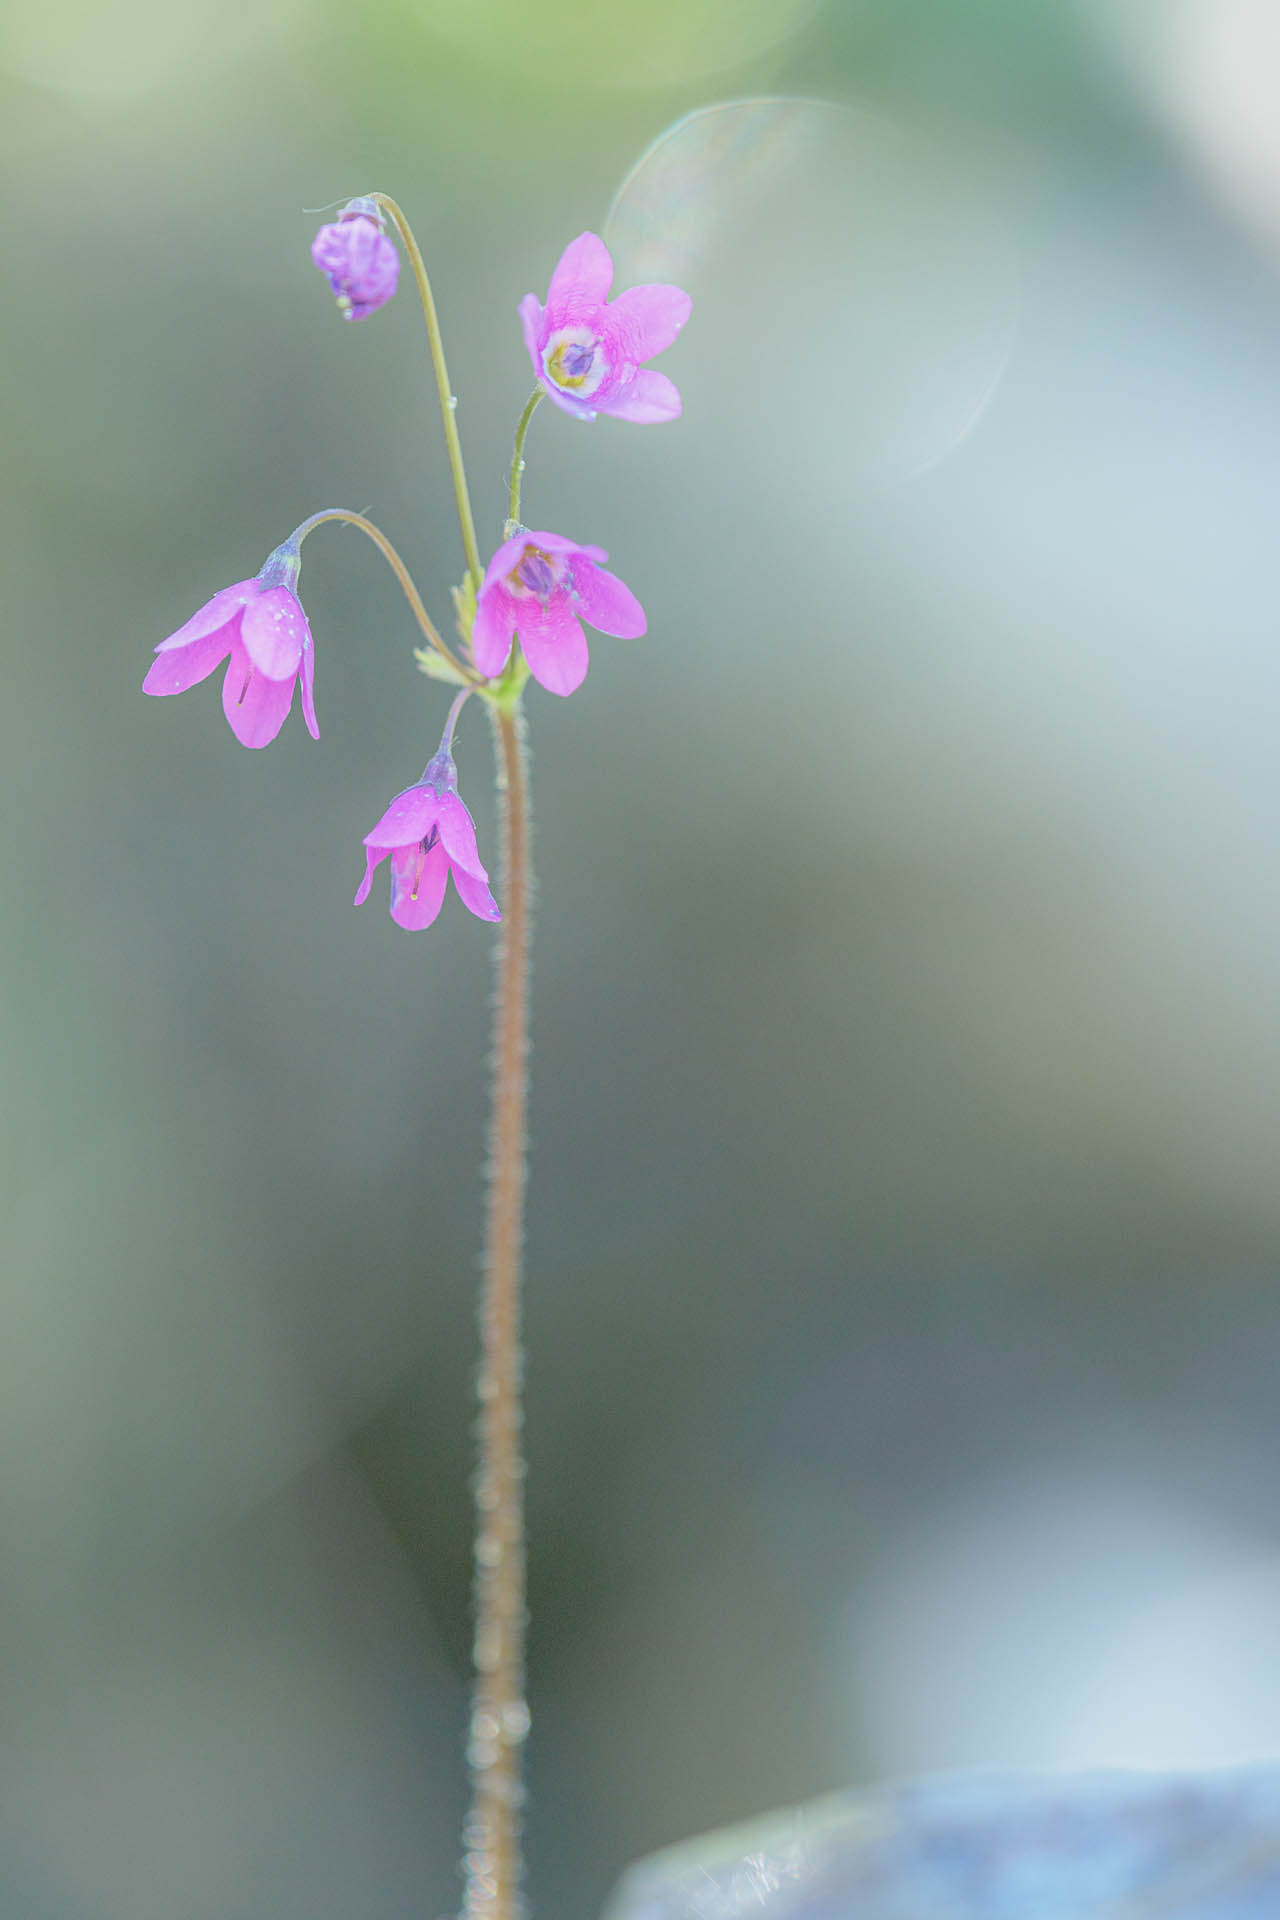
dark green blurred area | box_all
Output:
[8,0,1280,1914]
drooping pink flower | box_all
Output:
[311,197,400,322]
[143,538,317,749]
[473,529,646,697]
[519,232,691,424]
[354,752,501,932]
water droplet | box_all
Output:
[502,1700,531,1742]
[447,393,459,410]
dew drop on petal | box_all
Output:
[605,98,1018,490]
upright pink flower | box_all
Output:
[143,538,318,749]
[311,197,400,322]
[519,232,691,424]
[354,752,501,932]
[473,529,646,697]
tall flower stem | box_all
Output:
[371,193,484,589]
[464,701,533,1920]
[291,507,473,679]
[506,388,544,531]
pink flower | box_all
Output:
[143,539,318,749]
[519,231,691,424]
[354,753,501,932]
[311,198,399,321]
[473,529,646,697]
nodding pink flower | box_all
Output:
[473,529,646,697]
[519,231,691,424]
[143,538,318,749]
[311,197,400,321]
[354,752,501,932]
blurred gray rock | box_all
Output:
[601,1766,1280,1919]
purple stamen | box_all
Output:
[561,340,596,378]
[517,552,556,596]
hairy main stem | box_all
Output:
[465,704,533,1920]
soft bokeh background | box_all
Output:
[8,0,1280,1913]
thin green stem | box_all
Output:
[438,684,473,757]
[464,703,533,1920]
[292,508,473,679]
[506,388,544,531]
[371,193,484,589]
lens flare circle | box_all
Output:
[606,97,1019,489]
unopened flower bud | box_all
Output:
[311,199,399,322]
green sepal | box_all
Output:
[485,649,531,713]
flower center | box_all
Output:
[543,330,604,394]
[515,548,556,596]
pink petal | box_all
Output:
[354,845,388,907]
[435,792,488,880]
[539,382,597,421]
[604,369,682,424]
[240,586,307,680]
[571,557,647,638]
[153,581,255,653]
[221,650,296,748]
[143,623,236,695]
[522,529,607,565]
[363,785,440,850]
[518,293,545,371]
[473,582,520,679]
[298,636,319,740]
[518,599,590,698]
[389,840,449,931]
[546,231,613,319]
[604,283,692,362]
[451,864,502,923]
[479,533,529,594]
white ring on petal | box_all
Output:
[541,327,609,398]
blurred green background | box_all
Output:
[8,0,1280,1913]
